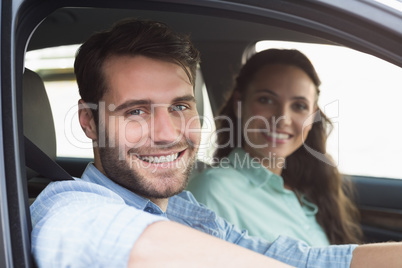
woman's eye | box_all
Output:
[293,102,308,111]
[171,105,188,112]
[258,96,273,104]
[128,109,144,116]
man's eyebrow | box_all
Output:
[113,99,151,112]
[112,95,196,113]
[172,95,196,103]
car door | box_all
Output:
[1,1,402,268]
[0,0,34,267]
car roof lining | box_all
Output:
[27,7,334,51]
[22,4,402,114]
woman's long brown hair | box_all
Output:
[214,49,362,244]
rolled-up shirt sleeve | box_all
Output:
[215,212,357,268]
[31,181,167,268]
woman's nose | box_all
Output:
[273,106,292,129]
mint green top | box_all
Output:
[187,148,330,247]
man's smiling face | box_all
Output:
[94,55,200,200]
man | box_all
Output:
[30,19,402,267]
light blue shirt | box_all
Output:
[188,148,330,246]
[31,163,357,267]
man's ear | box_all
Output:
[78,99,98,140]
[233,91,241,118]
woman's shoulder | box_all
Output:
[187,164,247,195]
[192,164,241,181]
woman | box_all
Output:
[188,49,362,246]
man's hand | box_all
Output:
[351,242,402,268]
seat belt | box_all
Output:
[24,135,73,181]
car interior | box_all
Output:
[3,1,402,266]
[23,69,57,198]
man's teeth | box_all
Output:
[139,153,179,163]
[267,132,290,139]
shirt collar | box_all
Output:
[226,148,285,190]
[226,148,318,215]
[300,194,318,215]
[80,163,164,214]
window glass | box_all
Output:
[256,41,402,179]
[25,45,93,158]
[198,83,216,164]
[374,0,402,11]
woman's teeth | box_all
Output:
[267,132,290,139]
[138,153,179,163]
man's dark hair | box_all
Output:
[74,18,200,123]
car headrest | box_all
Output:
[23,68,57,179]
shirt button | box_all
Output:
[144,207,154,213]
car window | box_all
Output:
[256,41,402,179]
[24,44,216,162]
[198,83,216,164]
[25,44,92,158]
[373,0,402,12]
[26,41,402,179]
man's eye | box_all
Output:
[128,109,144,115]
[171,105,188,112]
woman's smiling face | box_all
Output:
[238,64,317,170]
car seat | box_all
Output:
[23,68,56,198]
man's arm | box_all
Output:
[128,221,292,268]
[351,243,402,268]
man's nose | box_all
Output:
[151,107,182,145]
